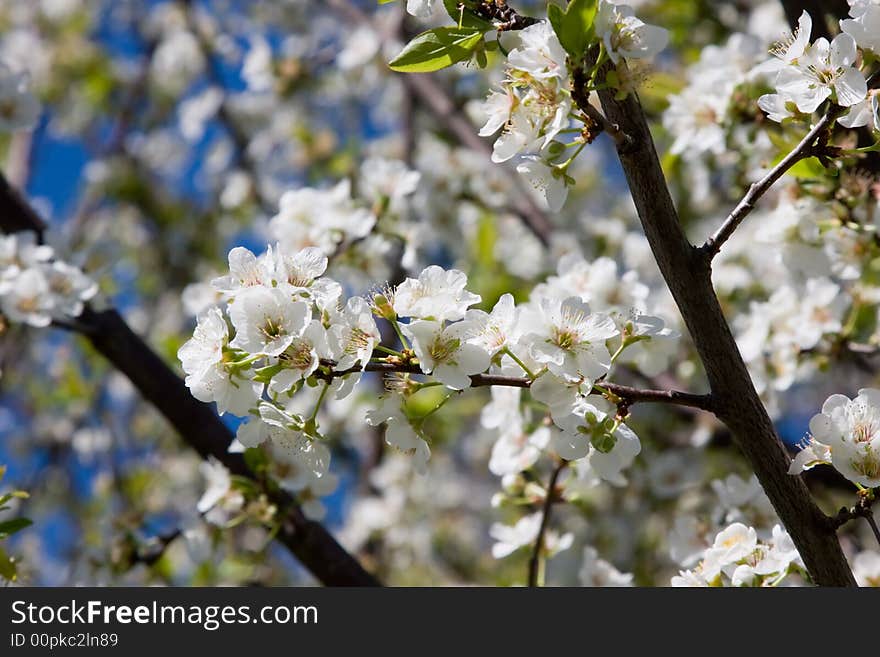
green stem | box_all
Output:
[557,141,587,170]
[608,340,628,366]
[504,347,536,379]
[390,320,411,350]
[374,344,406,357]
[309,382,330,423]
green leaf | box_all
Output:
[442,0,493,30]
[389,27,484,73]
[786,156,826,180]
[0,517,32,538]
[378,0,397,4]
[548,0,598,58]
[0,546,16,581]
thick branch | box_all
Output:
[702,111,837,258]
[0,174,379,587]
[577,64,856,585]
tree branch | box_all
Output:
[0,173,380,587]
[572,59,856,585]
[527,460,566,587]
[701,110,838,259]
[318,359,715,411]
[827,491,880,548]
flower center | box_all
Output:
[429,336,460,364]
[261,316,285,339]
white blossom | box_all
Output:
[595,1,669,64]
[804,389,880,487]
[227,285,310,357]
[393,266,481,322]
[403,319,491,390]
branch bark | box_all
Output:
[319,359,715,411]
[582,67,856,586]
[527,461,566,587]
[0,173,379,587]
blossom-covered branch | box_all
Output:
[329,0,556,243]
[319,358,714,409]
[559,7,859,584]
[0,170,380,587]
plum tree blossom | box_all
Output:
[520,296,618,383]
[403,319,491,390]
[0,232,96,328]
[761,11,867,119]
[791,389,880,488]
[594,0,669,64]
[392,266,481,322]
[8,0,880,591]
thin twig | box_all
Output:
[528,461,566,587]
[866,511,880,548]
[828,490,877,530]
[317,359,715,411]
[701,110,838,259]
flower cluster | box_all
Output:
[180,237,677,523]
[479,22,573,212]
[178,244,379,486]
[663,34,770,158]
[790,388,880,488]
[479,4,667,212]
[0,232,96,328]
[672,522,805,587]
[758,11,874,128]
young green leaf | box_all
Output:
[0,546,16,581]
[548,0,598,58]
[389,27,484,73]
[0,517,32,539]
[442,0,493,30]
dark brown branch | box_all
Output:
[573,58,856,585]
[0,174,46,240]
[570,63,634,150]
[471,1,540,31]
[599,382,715,412]
[527,460,566,587]
[702,110,838,259]
[318,359,715,410]
[828,491,876,528]
[0,173,379,587]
